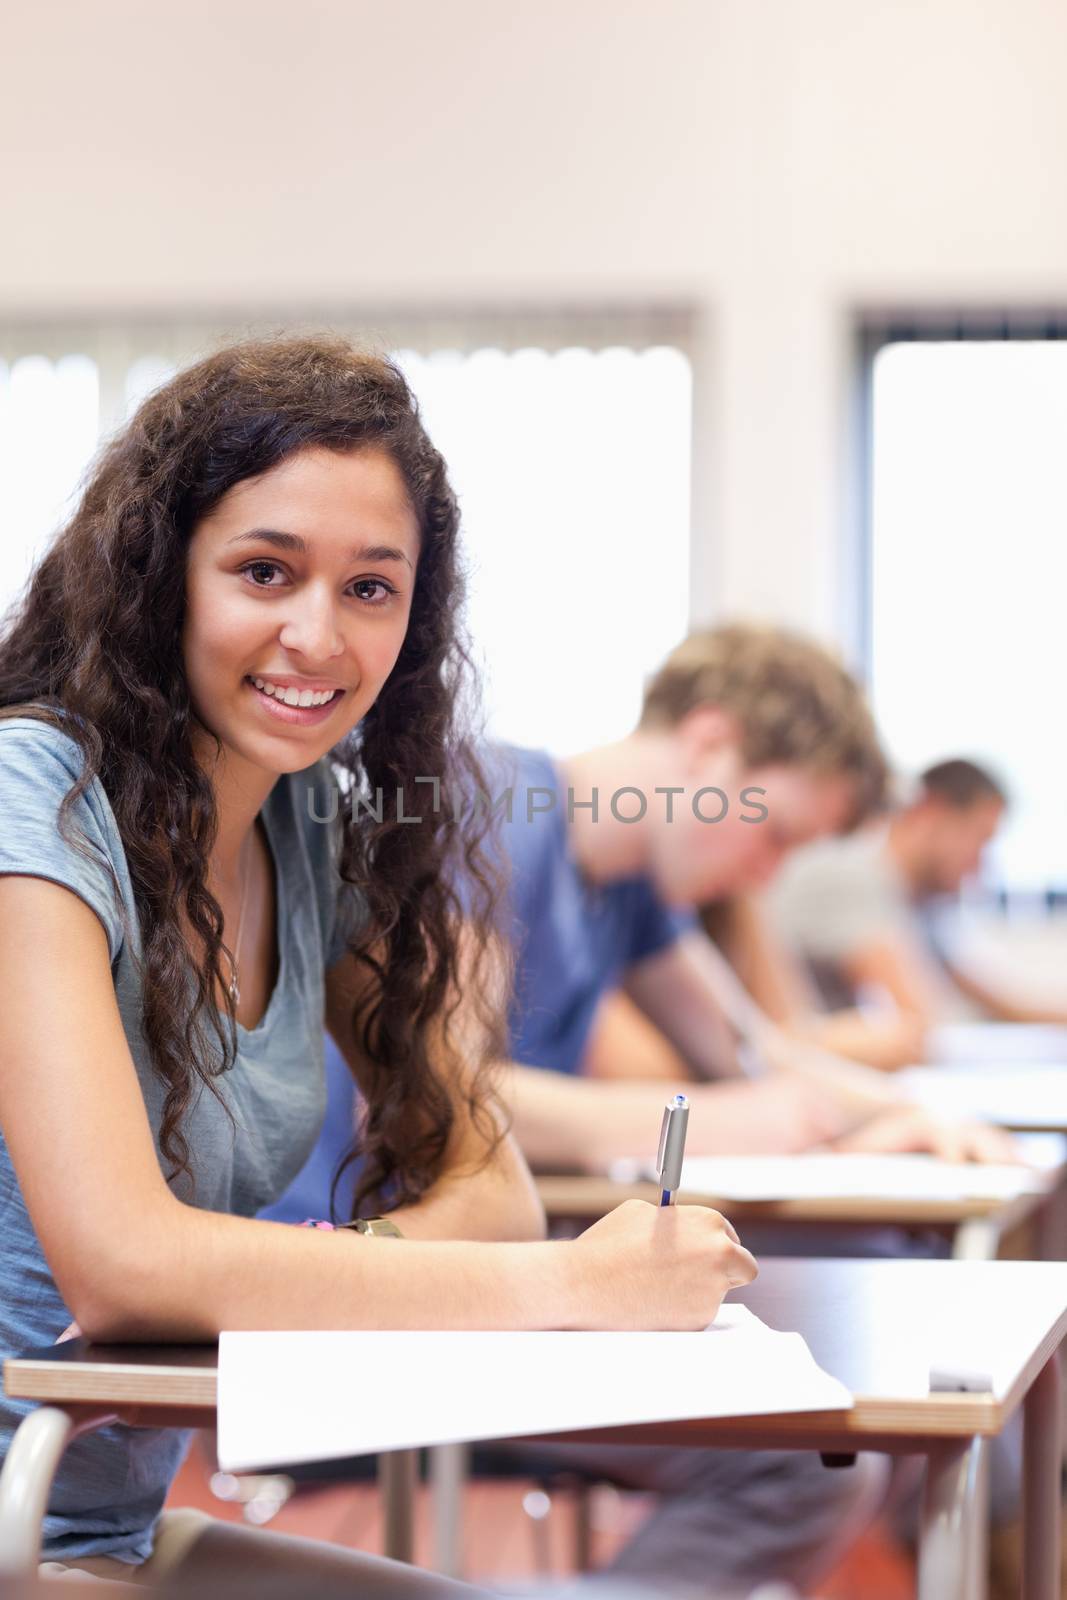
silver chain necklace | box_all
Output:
[223,832,254,1009]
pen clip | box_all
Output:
[656,1103,671,1175]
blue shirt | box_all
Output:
[269,744,691,1222]
[496,746,691,1074]
[0,716,359,1563]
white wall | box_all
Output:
[5,0,1067,651]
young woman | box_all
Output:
[0,337,756,1589]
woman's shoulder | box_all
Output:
[0,709,130,962]
[0,709,96,795]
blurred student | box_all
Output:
[473,638,1017,1594]
[493,627,1007,1165]
[768,758,1067,1065]
[274,625,1012,1600]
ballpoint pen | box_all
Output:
[656,1092,690,1206]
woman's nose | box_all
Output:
[277,587,344,662]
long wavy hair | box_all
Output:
[0,335,507,1214]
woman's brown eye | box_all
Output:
[249,562,278,585]
[354,580,389,602]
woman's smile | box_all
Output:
[244,674,348,726]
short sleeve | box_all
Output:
[0,721,127,963]
[625,882,696,965]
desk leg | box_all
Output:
[0,1405,113,1574]
[379,1448,418,1565]
[1036,1179,1067,1262]
[430,1441,467,1577]
[918,1436,984,1600]
[1023,1353,1062,1600]
[952,1218,1002,1262]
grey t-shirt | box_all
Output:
[768,825,914,1011]
[0,716,360,1563]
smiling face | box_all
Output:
[182,444,419,778]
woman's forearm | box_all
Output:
[79,1197,575,1342]
[754,1022,903,1123]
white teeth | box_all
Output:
[250,678,337,709]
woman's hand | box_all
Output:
[832,1106,1021,1164]
[567,1198,758,1330]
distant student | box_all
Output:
[768,757,1067,1065]
[493,629,1009,1166]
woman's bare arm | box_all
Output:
[324,945,544,1243]
[1,876,759,1340]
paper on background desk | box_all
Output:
[901,1064,1067,1129]
[610,1140,1064,1203]
[928,1022,1067,1066]
[217,1304,852,1473]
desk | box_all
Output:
[4,1259,1066,1600]
[536,1153,1063,1261]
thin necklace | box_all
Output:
[224,832,254,1009]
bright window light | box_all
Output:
[870,340,1067,891]
[0,338,692,759]
[0,355,99,616]
[398,345,691,753]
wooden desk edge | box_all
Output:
[8,1287,1066,1446]
[535,1176,1054,1226]
[4,1357,217,1410]
[0,1362,1018,1441]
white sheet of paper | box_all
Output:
[901,1063,1067,1128]
[216,1304,853,1473]
[929,1022,1067,1067]
[611,1140,1062,1202]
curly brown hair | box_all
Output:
[641,622,888,829]
[0,335,505,1215]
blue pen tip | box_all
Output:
[674,1093,686,1105]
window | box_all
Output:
[864,323,1067,893]
[0,322,692,756]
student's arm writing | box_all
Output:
[581,990,691,1082]
[0,875,753,1339]
[721,896,928,1069]
[710,893,815,1025]
[622,933,754,1079]
[498,1060,850,1171]
[940,958,1067,1029]
[841,935,942,1050]
[623,931,902,1118]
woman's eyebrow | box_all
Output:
[226,528,413,568]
